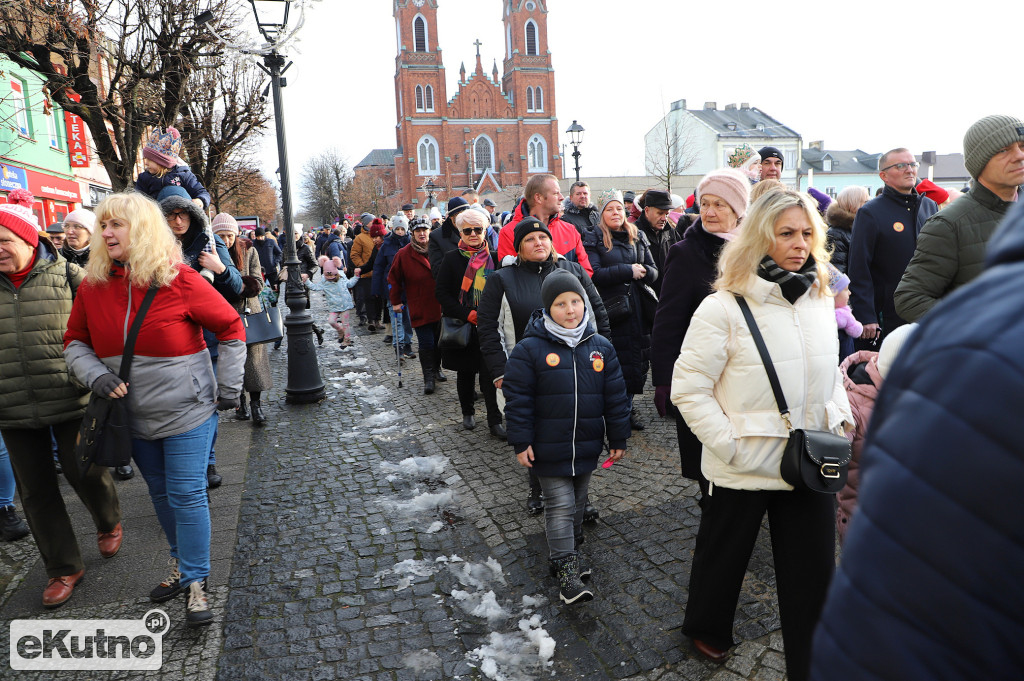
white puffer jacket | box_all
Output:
[670,274,852,492]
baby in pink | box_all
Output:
[827,264,863,361]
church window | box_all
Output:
[526,86,534,112]
[475,136,494,172]
[506,24,512,59]
[414,15,428,52]
[418,135,438,174]
[534,86,543,112]
[425,85,434,112]
[528,135,547,171]
[415,85,424,112]
[525,20,538,56]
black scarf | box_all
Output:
[757,254,817,304]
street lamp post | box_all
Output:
[566,120,585,183]
[425,178,436,209]
[197,0,325,404]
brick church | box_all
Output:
[354,0,563,211]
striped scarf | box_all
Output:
[458,239,493,309]
[757,254,817,304]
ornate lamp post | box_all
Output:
[425,178,437,209]
[197,0,325,404]
[566,120,585,183]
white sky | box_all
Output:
[255,0,1018,208]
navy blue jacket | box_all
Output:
[371,232,410,297]
[135,165,212,209]
[324,234,347,268]
[811,200,1024,680]
[253,237,282,275]
[847,185,937,331]
[502,311,631,477]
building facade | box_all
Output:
[356,0,563,210]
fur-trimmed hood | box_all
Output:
[825,201,856,233]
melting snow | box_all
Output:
[381,455,448,479]
[468,616,556,680]
[426,521,444,533]
[363,410,400,427]
[402,649,442,674]
[451,589,509,622]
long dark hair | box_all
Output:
[224,233,246,269]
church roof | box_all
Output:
[355,149,399,168]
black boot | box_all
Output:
[1,505,29,542]
[252,400,267,426]
[551,554,593,605]
[420,348,436,395]
[550,534,591,581]
[434,351,447,382]
[207,464,222,489]
[583,497,600,523]
[312,324,325,346]
[235,393,250,420]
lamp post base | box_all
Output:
[283,288,326,404]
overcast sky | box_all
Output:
[253,0,1017,207]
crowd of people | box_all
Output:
[1,114,1022,677]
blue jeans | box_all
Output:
[208,355,219,467]
[391,307,413,349]
[537,472,593,560]
[0,436,14,508]
[132,413,217,586]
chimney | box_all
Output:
[740,102,750,110]
[724,103,736,111]
[809,140,824,150]
[670,99,686,111]
[922,151,936,164]
[703,101,716,110]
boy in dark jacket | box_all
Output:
[502,270,630,605]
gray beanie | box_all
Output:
[963,114,1024,181]
[541,269,587,312]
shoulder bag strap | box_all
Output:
[118,287,158,382]
[733,294,791,423]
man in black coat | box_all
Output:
[847,148,938,348]
[561,181,600,237]
[634,189,683,295]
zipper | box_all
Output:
[571,346,578,476]
[123,285,133,345]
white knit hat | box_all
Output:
[877,323,918,379]
[63,208,96,233]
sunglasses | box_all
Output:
[461,227,485,235]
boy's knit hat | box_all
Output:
[877,323,917,379]
[0,188,40,248]
[541,269,587,312]
[825,262,850,295]
[143,126,183,169]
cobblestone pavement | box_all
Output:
[1,293,792,680]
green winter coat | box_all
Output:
[894,183,1016,322]
[0,244,89,428]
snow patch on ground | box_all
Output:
[358,384,390,406]
[450,556,507,591]
[363,410,400,427]
[385,489,454,514]
[341,371,373,381]
[451,589,509,622]
[425,521,444,534]
[337,356,368,368]
[381,455,448,479]
[468,616,556,680]
[402,649,442,674]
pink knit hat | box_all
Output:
[321,258,339,276]
[697,168,750,220]
[142,126,183,169]
[211,212,239,236]
[0,189,40,247]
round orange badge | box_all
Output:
[545,353,560,367]
[593,358,604,373]
[893,222,905,232]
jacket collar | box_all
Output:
[881,184,921,208]
[971,180,1017,213]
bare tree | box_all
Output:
[214,163,277,224]
[646,112,699,193]
[0,0,239,191]
[300,149,351,225]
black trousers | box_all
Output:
[456,357,500,426]
[682,485,835,681]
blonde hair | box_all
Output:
[597,201,637,252]
[87,192,182,288]
[715,189,831,297]
[834,185,869,214]
[749,179,785,204]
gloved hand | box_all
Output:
[654,385,671,418]
[92,373,126,398]
[467,310,478,326]
[217,396,240,411]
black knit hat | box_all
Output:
[758,146,784,168]
[512,217,552,252]
[541,269,587,312]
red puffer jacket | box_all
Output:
[498,199,593,276]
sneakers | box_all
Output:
[401,344,416,359]
[527,489,544,515]
[185,580,214,627]
[551,554,593,605]
[150,559,184,602]
[1,505,29,542]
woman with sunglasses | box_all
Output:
[434,208,502,432]
[477,216,610,512]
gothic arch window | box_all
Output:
[474,135,494,172]
[528,134,547,172]
[526,86,534,112]
[417,135,438,175]
[425,85,434,112]
[525,20,538,55]
[415,85,425,112]
[534,86,543,112]
[413,15,428,53]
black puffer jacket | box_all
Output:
[583,229,658,394]
[477,256,609,383]
[60,243,90,267]
[502,310,631,476]
[635,212,682,295]
[562,199,600,237]
[427,214,462,277]
[824,201,855,273]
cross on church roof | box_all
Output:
[473,39,482,57]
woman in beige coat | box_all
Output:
[670,189,852,680]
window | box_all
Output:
[425,85,434,112]
[822,157,833,172]
[826,187,837,198]
[526,86,534,112]
[413,15,427,52]
[534,86,543,112]
[10,79,29,136]
[46,108,61,149]
[417,135,438,175]
[474,136,494,172]
[506,24,512,59]
[525,20,538,55]
[528,134,546,171]
[785,149,797,170]
[415,85,424,112]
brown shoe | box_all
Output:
[97,523,123,558]
[693,638,729,664]
[42,570,84,608]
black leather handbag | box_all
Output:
[241,304,284,346]
[603,293,632,323]
[438,316,472,349]
[734,295,851,494]
[76,287,158,474]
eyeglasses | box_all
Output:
[63,223,86,232]
[461,227,485,235]
[166,210,190,221]
[880,161,919,173]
